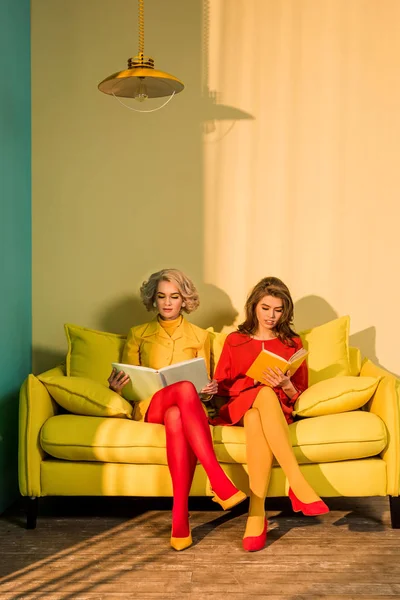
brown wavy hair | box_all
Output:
[140,268,200,314]
[238,277,297,346]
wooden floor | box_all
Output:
[0,496,399,600]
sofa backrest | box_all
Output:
[44,318,360,385]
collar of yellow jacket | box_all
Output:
[140,316,196,342]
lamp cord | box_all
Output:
[112,91,176,112]
[138,0,144,56]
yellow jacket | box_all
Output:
[122,317,211,421]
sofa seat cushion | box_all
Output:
[41,411,387,466]
[213,411,387,465]
[41,415,168,464]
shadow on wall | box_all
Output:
[32,292,394,377]
[32,348,66,376]
[32,284,238,374]
[98,283,238,335]
[294,295,338,332]
[294,295,383,372]
[349,327,379,368]
[99,296,150,335]
[32,299,146,374]
[189,282,238,332]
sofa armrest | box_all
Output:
[361,359,400,495]
[19,371,60,497]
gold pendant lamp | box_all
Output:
[98,0,184,103]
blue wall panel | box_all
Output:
[0,0,31,513]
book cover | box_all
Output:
[246,347,308,384]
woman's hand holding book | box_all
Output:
[260,366,291,389]
[108,367,130,395]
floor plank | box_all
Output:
[0,497,399,599]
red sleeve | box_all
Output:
[289,337,308,402]
[214,338,234,396]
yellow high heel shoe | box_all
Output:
[212,489,247,511]
[170,533,193,551]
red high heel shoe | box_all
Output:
[242,518,268,552]
[289,488,329,516]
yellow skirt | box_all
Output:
[132,396,152,421]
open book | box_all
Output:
[246,347,308,384]
[111,357,209,402]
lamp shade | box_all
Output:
[98,1,184,104]
[98,65,184,99]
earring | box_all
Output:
[182,302,186,307]
[153,301,157,308]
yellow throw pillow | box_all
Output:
[206,328,228,376]
[300,316,351,385]
[38,374,133,419]
[293,375,381,418]
[65,324,126,387]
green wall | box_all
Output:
[0,0,31,513]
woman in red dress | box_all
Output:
[211,277,329,552]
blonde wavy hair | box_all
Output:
[140,269,200,314]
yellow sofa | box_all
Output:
[18,323,400,529]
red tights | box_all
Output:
[146,381,238,537]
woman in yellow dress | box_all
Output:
[108,268,245,551]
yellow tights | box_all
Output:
[243,387,321,538]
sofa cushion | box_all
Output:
[41,410,386,466]
[299,316,351,385]
[349,347,361,377]
[293,376,381,417]
[41,415,168,464]
[65,323,126,387]
[38,375,133,419]
[213,411,386,465]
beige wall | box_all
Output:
[32,0,400,376]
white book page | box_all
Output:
[112,362,164,402]
[289,348,308,363]
[160,358,209,392]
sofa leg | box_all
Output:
[26,497,38,529]
[389,496,400,529]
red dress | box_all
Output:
[210,332,308,426]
